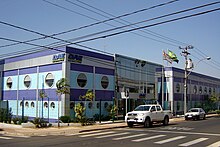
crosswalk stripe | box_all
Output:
[113,134,146,140]
[80,131,115,137]
[179,138,209,146]
[80,130,103,135]
[155,136,186,144]
[0,136,13,140]
[132,135,166,142]
[207,141,220,147]
[95,132,130,139]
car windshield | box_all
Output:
[134,106,150,111]
[189,109,199,112]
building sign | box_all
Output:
[53,53,65,63]
[68,54,83,63]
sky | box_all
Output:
[0,0,220,78]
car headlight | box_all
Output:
[138,113,144,116]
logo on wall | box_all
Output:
[68,54,83,63]
[53,53,65,63]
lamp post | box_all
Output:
[180,45,211,114]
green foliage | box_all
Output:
[74,103,86,125]
[93,114,111,121]
[56,78,70,96]
[216,110,220,115]
[60,116,71,123]
[79,89,95,101]
[203,95,219,112]
[12,116,29,125]
[31,118,48,128]
[0,108,13,123]
[107,104,118,121]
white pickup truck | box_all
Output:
[125,104,172,128]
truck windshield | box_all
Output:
[134,106,150,111]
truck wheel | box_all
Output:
[163,116,169,126]
[144,118,151,128]
[127,122,133,128]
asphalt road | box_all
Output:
[0,117,219,147]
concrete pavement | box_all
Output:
[0,114,218,136]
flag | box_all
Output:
[163,50,179,64]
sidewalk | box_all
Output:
[0,114,218,136]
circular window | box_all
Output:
[213,88,216,94]
[88,102,93,109]
[6,77,13,89]
[80,102,85,107]
[50,102,55,109]
[209,88,212,95]
[45,73,54,87]
[31,102,35,108]
[44,102,48,108]
[204,87,207,94]
[176,83,180,93]
[20,101,23,107]
[77,73,87,88]
[24,75,31,88]
[96,102,100,109]
[193,85,197,94]
[25,102,29,108]
[199,86,202,94]
[104,102,108,109]
[70,102,75,109]
[101,76,109,89]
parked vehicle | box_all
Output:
[125,104,172,128]
[185,108,206,120]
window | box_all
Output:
[80,102,85,107]
[45,73,54,87]
[31,102,35,108]
[199,86,202,94]
[209,88,212,95]
[70,102,75,109]
[96,102,100,109]
[176,83,180,93]
[204,87,207,94]
[50,102,55,109]
[88,102,93,109]
[6,77,13,89]
[77,73,87,88]
[213,88,216,94]
[101,76,109,89]
[44,102,48,108]
[24,75,31,88]
[156,106,161,111]
[104,102,108,108]
[150,106,156,112]
[25,102,29,108]
[193,85,197,94]
[20,101,23,107]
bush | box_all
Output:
[216,110,220,115]
[31,118,48,128]
[0,108,13,123]
[12,117,22,125]
[60,116,71,123]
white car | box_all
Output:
[185,108,206,120]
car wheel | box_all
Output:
[203,114,206,120]
[127,122,133,128]
[163,116,169,126]
[144,117,152,128]
[196,115,200,120]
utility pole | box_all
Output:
[179,45,193,115]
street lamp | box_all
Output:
[183,56,211,114]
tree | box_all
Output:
[39,90,47,119]
[56,78,70,127]
[74,103,86,125]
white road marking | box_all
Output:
[179,138,209,146]
[95,132,130,139]
[113,134,146,140]
[207,141,220,147]
[80,131,115,137]
[132,135,166,142]
[155,136,186,144]
[0,136,13,140]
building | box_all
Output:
[1,46,115,122]
[115,54,162,116]
[156,67,220,115]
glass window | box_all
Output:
[176,83,180,93]
[151,106,156,112]
[6,77,13,89]
[77,73,87,88]
[156,106,161,111]
[213,88,216,94]
[104,102,108,108]
[101,76,109,89]
[45,73,54,87]
[80,102,84,107]
[50,102,55,109]
[209,88,212,95]
[96,102,100,109]
[88,102,93,109]
[31,102,35,108]
[24,75,31,88]
[25,102,29,108]
[70,102,75,109]
[199,86,202,94]
[193,85,197,94]
[44,102,48,108]
[204,87,207,94]
[20,101,23,107]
